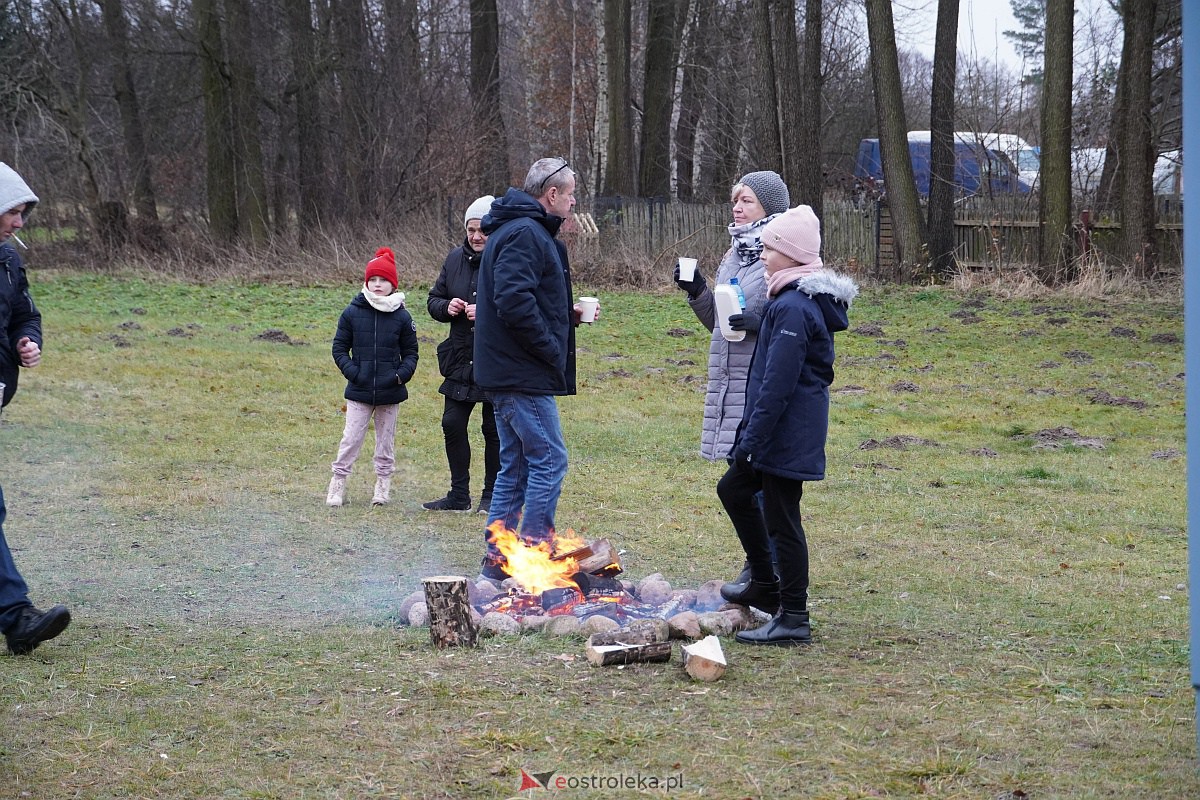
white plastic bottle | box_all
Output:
[713,284,746,342]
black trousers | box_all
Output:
[441,396,499,501]
[717,464,809,612]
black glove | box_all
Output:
[673,264,707,298]
[727,446,753,470]
[728,311,761,333]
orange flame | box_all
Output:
[486,521,582,594]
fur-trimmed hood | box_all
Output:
[790,269,859,333]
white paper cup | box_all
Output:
[578,296,599,323]
[677,257,698,282]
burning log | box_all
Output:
[681,635,727,682]
[422,576,478,648]
[541,585,583,612]
[584,626,672,667]
[574,538,623,577]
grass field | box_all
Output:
[1,272,1193,799]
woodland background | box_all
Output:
[0,0,1184,283]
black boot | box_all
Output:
[476,488,493,515]
[734,559,781,585]
[719,580,780,615]
[5,604,71,655]
[735,609,811,646]
[422,494,472,511]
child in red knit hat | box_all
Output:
[327,247,419,507]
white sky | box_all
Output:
[899,0,1120,73]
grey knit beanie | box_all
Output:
[735,170,790,217]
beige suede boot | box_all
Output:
[372,476,391,506]
[326,476,347,507]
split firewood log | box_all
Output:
[422,575,478,648]
[681,635,727,682]
[585,639,673,667]
[585,625,672,666]
[574,538,622,577]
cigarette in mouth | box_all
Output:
[11,234,27,249]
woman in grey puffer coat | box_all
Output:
[674,170,790,461]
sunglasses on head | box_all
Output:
[539,158,570,193]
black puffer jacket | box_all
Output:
[427,242,486,402]
[332,293,419,406]
[0,243,41,408]
[473,188,576,396]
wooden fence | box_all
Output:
[446,194,1183,284]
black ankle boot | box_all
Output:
[719,580,780,614]
[735,609,811,646]
[734,559,780,585]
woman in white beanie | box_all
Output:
[0,162,72,655]
[716,204,859,646]
[422,195,501,512]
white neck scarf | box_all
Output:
[362,285,407,312]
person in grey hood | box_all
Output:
[0,162,71,654]
[715,205,859,647]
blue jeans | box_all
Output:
[0,484,32,633]
[483,392,568,560]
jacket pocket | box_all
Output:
[436,338,454,377]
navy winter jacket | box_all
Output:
[332,293,419,406]
[473,188,576,396]
[734,271,858,481]
[427,242,486,403]
[0,244,41,408]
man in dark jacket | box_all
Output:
[474,157,597,581]
[0,162,71,654]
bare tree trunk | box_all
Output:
[332,0,373,218]
[194,0,238,241]
[749,0,782,172]
[865,0,925,274]
[1120,0,1158,276]
[674,0,714,201]
[926,0,959,278]
[639,0,682,198]
[470,0,510,193]
[99,0,161,248]
[1038,0,1075,282]
[603,0,636,196]
[285,0,327,241]
[794,0,823,218]
[593,0,610,196]
[771,0,802,193]
[226,0,270,244]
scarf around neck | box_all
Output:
[362,285,407,312]
[728,213,779,267]
[767,262,825,297]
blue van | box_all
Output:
[854,134,1031,197]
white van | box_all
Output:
[1071,147,1183,198]
[908,130,1040,189]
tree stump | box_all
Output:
[422,576,478,648]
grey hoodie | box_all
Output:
[0,163,38,220]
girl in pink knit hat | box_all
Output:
[716,205,859,646]
[326,247,419,507]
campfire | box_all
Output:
[405,524,764,680]
[406,525,760,638]
[474,523,678,623]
